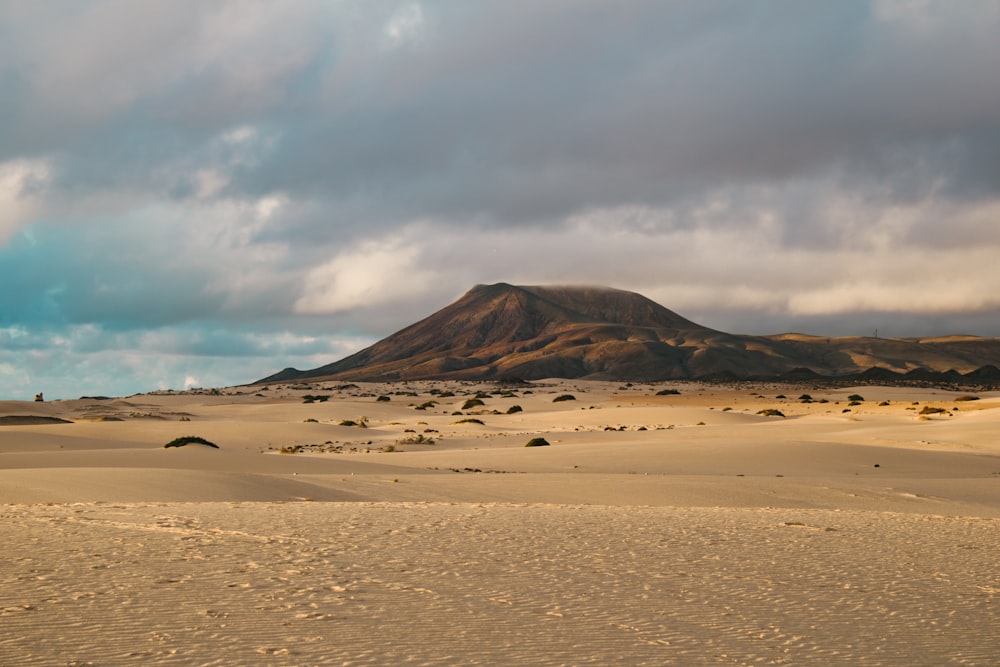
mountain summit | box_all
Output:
[257,283,1000,383]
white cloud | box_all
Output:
[382,3,425,49]
[194,168,229,199]
[295,227,438,314]
[0,159,51,243]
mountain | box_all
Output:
[257,283,1000,383]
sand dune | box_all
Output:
[3,380,999,664]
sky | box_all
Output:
[2,0,1000,399]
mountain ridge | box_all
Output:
[257,283,1000,384]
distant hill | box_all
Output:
[256,283,1000,384]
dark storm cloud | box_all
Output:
[227,1,1000,232]
[7,1,997,230]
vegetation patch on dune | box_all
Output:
[0,415,74,425]
[164,435,219,449]
[525,437,550,447]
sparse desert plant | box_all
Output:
[415,401,437,410]
[461,398,484,410]
[848,401,861,407]
[164,435,219,449]
[506,405,523,414]
[338,418,368,427]
[847,394,865,402]
[302,394,330,403]
[919,406,948,415]
[757,409,785,418]
[955,395,980,402]
[775,394,787,399]
[722,406,732,412]
[452,418,485,425]
[525,437,550,447]
[396,433,435,445]
[656,389,680,396]
[303,418,318,423]
[798,394,813,402]
[376,395,391,402]
[179,416,191,421]
[552,394,576,403]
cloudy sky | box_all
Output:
[2,1,1000,399]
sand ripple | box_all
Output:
[2,502,998,665]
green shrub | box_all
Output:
[552,394,576,403]
[164,435,219,449]
[452,418,485,425]
[756,409,785,418]
[847,394,865,402]
[461,398,485,410]
[525,437,550,447]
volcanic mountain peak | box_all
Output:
[456,283,708,335]
[256,283,1000,384]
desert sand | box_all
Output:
[2,380,999,664]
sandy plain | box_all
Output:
[2,379,999,665]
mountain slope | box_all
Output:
[257,283,1000,383]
